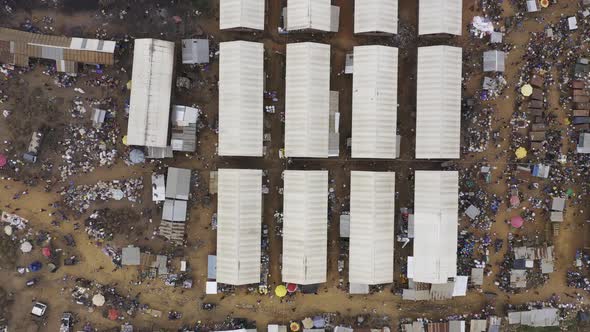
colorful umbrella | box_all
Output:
[515,147,527,159]
[0,154,6,167]
[286,283,298,293]
[510,195,520,208]
[108,308,119,321]
[122,135,128,145]
[511,216,524,228]
[290,322,300,332]
[29,261,42,272]
[567,188,574,197]
[521,84,533,96]
[274,285,287,297]
[129,149,145,164]
[540,0,549,7]
[42,247,51,258]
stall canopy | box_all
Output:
[216,169,263,285]
[354,0,398,34]
[349,171,395,285]
[127,39,174,148]
[416,46,462,159]
[287,0,333,31]
[412,171,459,284]
[219,41,264,157]
[282,170,328,284]
[285,43,330,158]
[419,0,463,35]
[220,0,265,30]
[352,45,398,159]
[483,50,506,72]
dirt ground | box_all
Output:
[0,0,590,331]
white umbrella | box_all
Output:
[20,241,32,253]
[92,294,105,307]
[302,318,314,329]
[4,225,12,236]
[110,189,124,201]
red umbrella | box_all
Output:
[42,247,51,258]
[286,283,298,293]
[510,195,520,207]
[511,216,524,228]
[0,154,6,167]
[108,308,119,321]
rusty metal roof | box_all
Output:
[0,28,71,47]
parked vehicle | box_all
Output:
[60,312,73,332]
[26,278,38,287]
[31,302,47,317]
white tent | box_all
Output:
[285,43,330,158]
[352,45,398,159]
[127,39,174,148]
[220,0,265,30]
[419,0,463,35]
[216,169,262,285]
[412,171,458,284]
[349,171,395,285]
[287,0,332,31]
[354,0,398,34]
[219,41,264,157]
[416,46,462,159]
[282,170,328,284]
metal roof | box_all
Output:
[162,199,188,222]
[354,0,398,34]
[216,169,262,285]
[165,167,191,200]
[287,0,332,31]
[419,0,462,35]
[121,246,141,265]
[413,171,458,284]
[416,46,462,159]
[220,0,265,30]
[181,39,209,64]
[282,170,328,284]
[151,173,166,202]
[285,42,330,158]
[219,41,264,157]
[352,45,398,159]
[508,308,559,327]
[127,39,174,148]
[349,171,395,285]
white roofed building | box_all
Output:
[419,0,463,35]
[416,46,462,159]
[282,170,328,284]
[220,0,265,30]
[219,41,264,157]
[127,39,174,148]
[352,45,398,159]
[349,171,395,285]
[216,169,262,285]
[285,43,331,158]
[285,0,339,32]
[412,171,459,284]
[354,0,398,34]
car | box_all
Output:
[26,278,38,287]
[60,312,73,332]
[31,302,47,317]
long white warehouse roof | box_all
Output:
[218,41,264,157]
[352,45,398,159]
[349,171,395,285]
[413,171,458,284]
[282,170,328,284]
[287,0,332,31]
[354,0,398,34]
[216,169,262,285]
[419,0,462,35]
[220,0,265,30]
[127,39,174,148]
[416,46,462,159]
[285,43,330,158]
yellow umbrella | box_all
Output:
[122,135,128,145]
[290,322,300,332]
[275,285,287,297]
[565,118,571,125]
[540,0,549,7]
[515,147,527,159]
[126,80,132,90]
[521,84,533,97]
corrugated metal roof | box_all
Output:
[349,171,395,285]
[419,0,462,35]
[413,171,458,284]
[162,199,188,222]
[416,46,462,159]
[56,60,77,74]
[352,45,398,159]
[127,39,174,148]
[285,42,330,158]
[165,167,191,200]
[220,0,265,30]
[218,41,264,157]
[282,170,328,284]
[0,28,70,47]
[216,169,262,285]
[354,0,398,34]
[287,0,332,31]
[181,39,209,64]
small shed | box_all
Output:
[526,0,539,12]
[470,268,484,286]
[483,50,506,72]
[151,173,166,202]
[92,109,107,128]
[162,199,187,222]
[122,246,141,266]
[532,164,550,178]
[551,197,566,212]
[490,31,503,43]
[181,39,209,64]
[577,133,590,153]
[339,214,350,238]
[550,211,563,222]
[207,255,217,280]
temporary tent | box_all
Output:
[483,50,506,72]
[220,0,265,30]
[218,41,264,157]
[352,45,398,159]
[419,0,463,35]
[216,169,263,285]
[354,0,398,34]
[412,171,459,284]
[285,43,330,158]
[282,170,328,284]
[416,46,462,159]
[349,171,395,285]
